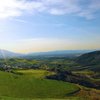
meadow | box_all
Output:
[0,70,80,100]
[0,51,100,100]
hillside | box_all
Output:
[0,70,79,99]
[76,51,100,72]
[0,49,23,58]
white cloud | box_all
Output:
[0,0,21,19]
[0,0,100,20]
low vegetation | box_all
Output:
[0,51,99,99]
[0,70,80,99]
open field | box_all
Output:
[0,70,80,99]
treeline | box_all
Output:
[46,69,100,89]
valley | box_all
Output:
[0,50,100,100]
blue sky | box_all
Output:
[0,0,100,53]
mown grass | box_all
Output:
[0,70,79,99]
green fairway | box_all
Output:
[0,70,79,99]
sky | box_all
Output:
[0,0,100,53]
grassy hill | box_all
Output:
[75,51,100,72]
[0,70,79,99]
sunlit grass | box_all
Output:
[0,70,79,99]
[15,69,55,79]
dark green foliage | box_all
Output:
[46,70,100,89]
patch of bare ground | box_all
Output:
[73,85,100,100]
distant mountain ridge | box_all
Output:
[0,49,23,58]
[26,50,93,58]
[0,49,95,58]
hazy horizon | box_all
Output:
[0,0,100,53]
[0,48,99,54]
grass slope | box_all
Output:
[0,70,79,99]
[76,51,100,72]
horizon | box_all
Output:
[0,48,99,54]
[0,0,100,53]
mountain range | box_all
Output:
[0,49,23,58]
[0,49,94,58]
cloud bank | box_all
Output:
[0,0,100,19]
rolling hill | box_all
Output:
[76,51,100,72]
